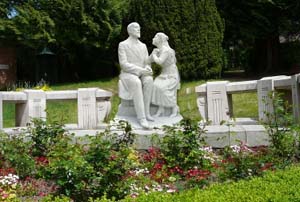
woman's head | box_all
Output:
[152,32,169,47]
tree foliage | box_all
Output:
[125,0,225,80]
[0,0,129,82]
[0,0,127,48]
[216,0,300,75]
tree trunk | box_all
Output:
[252,35,280,76]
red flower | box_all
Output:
[185,168,211,181]
[212,162,220,168]
[169,166,184,175]
[260,162,273,171]
[0,168,16,176]
[142,147,162,162]
[35,156,49,165]
[38,192,47,197]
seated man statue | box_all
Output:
[117,22,154,129]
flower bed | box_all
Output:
[0,113,298,202]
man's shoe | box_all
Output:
[139,118,150,129]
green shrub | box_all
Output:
[83,120,138,200]
[0,133,35,178]
[263,92,300,160]
[27,118,66,157]
[40,134,94,200]
[39,195,72,202]
[217,144,273,181]
[154,119,208,170]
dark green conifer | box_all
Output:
[126,0,224,79]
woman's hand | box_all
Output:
[152,48,160,55]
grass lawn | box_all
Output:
[2,77,258,127]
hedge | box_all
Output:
[96,164,300,202]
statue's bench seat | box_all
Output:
[117,99,174,117]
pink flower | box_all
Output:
[1,193,9,199]
[38,192,47,197]
[110,154,117,161]
[130,193,138,198]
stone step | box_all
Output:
[2,123,269,149]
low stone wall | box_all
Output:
[195,74,300,125]
[0,88,112,129]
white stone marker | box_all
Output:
[206,81,230,125]
[16,90,46,126]
[96,100,111,124]
[196,95,207,122]
[292,74,300,122]
[78,88,97,129]
[257,78,274,122]
[0,93,2,129]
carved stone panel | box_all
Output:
[257,79,274,122]
[206,81,230,125]
[78,88,97,129]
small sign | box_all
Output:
[0,64,9,69]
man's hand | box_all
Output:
[141,66,153,76]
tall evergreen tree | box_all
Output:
[125,0,224,80]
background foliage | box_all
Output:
[216,0,300,76]
[0,0,129,83]
[125,0,225,80]
[0,0,300,82]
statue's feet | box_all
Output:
[154,106,164,117]
[146,114,155,122]
[169,106,179,118]
[139,118,151,129]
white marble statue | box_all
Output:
[150,32,180,117]
[118,22,154,129]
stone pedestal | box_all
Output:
[257,78,274,122]
[0,93,2,129]
[206,81,230,125]
[96,100,111,123]
[78,88,112,129]
[116,99,182,129]
[16,90,46,126]
[196,95,207,122]
[292,74,300,122]
[78,88,97,129]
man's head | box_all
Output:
[127,22,141,38]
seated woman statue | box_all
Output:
[150,32,180,118]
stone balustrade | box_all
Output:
[0,88,112,129]
[195,74,300,125]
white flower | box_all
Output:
[0,174,19,186]
[166,188,176,193]
[199,146,213,153]
[230,145,241,153]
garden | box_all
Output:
[0,0,300,201]
[0,88,300,201]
